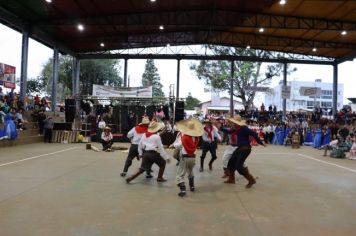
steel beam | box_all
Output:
[78,53,334,65]
[20,31,29,103]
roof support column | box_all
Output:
[51,47,59,112]
[20,31,29,104]
[332,63,338,117]
[74,58,80,114]
[230,60,234,117]
[176,59,181,100]
[283,62,287,118]
[124,58,128,87]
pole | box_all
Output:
[20,31,29,103]
[283,62,287,118]
[230,60,234,117]
[176,59,181,100]
[51,47,59,112]
[124,58,128,87]
[332,63,338,117]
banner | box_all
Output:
[0,63,16,89]
[244,86,270,92]
[299,87,321,96]
[281,85,291,99]
[92,84,152,98]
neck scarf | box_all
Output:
[230,125,241,145]
[145,131,155,138]
[204,125,213,141]
[135,124,148,134]
[181,134,199,156]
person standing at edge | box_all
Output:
[172,118,203,197]
[126,121,170,183]
[200,120,221,172]
[225,115,266,188]
[121,116,152,177]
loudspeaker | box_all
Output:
[65,99,75,123]
[175,101,185,122]
[53,122,72,130]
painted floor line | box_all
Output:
[0,147,78,167]
[298,153,356,174]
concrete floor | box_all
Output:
[0,143,356,236]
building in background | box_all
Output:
[264,79,344,111]
[199,91,244,114]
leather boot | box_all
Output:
[221,168,229,178]
[188,177,195,192]
[177,183,186,197]
[199,157,204,172]
[243,167,256,188]
[157,164,167,182]
[224,170,235,184]
[126,170,143,183]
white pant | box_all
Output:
[176,157,195,184]
[222,146,237,168]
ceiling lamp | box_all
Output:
[312,48,317,52]
[77,24,84,31]
[341,30,347,36]
[100,42,105,47]
[159,25,164,30]
[150,0,156,2]
[259,28,264,33]
[246,45,251,49]
[279,0,286,5]
[45,0,52,3]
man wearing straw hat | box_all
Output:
[121,116,151,177]
[101,126,113,151]
[173,118,204,197]
[225,115,265,187]
[126,121,171,183]
[200,119,221,172]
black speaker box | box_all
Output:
[175,101,185,122]
[65,99,75,123]
[53,122,72,130]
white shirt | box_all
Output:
[127,127,145,145]
[101,132,113,142]
[202,125,221,142]
[138,133,169,160]
[98,121,106,129]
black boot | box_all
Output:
[177,183,186,197]
[188,177,195,192]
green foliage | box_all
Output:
[185,92,201,110]
[26,78,45,95]
[39,55,122,100]
[142,59,164,97]
[190,46,297,108]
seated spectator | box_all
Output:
[101,126,113,151]
[349,137,356,160]
[16,108,26,130]
[44,116,54,143]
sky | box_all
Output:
[1,23,355,105]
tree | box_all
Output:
[26,77,45,95]
[142,59,164,97]
[185,92,201,110]
[190,46,297,108]
[40,55,122,100]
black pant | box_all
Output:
[101,140,113,150]
[123,144,139,172]
[44,128,52,143]
[200,141,217,161]
[227,147,251,175]
[140,151,166,172]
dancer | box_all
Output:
[225,115,265,187]
[200,120,221,171]
[121,116,151,177]
[173,118,203,197]
[220,119,241,178]
[126,121,170,183]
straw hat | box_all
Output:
[228,115,247,126]
[104,126,111,131]
[147,121,165,133]
[176,118,204,137]
[139,116,150,125]
[202,119,213,124]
